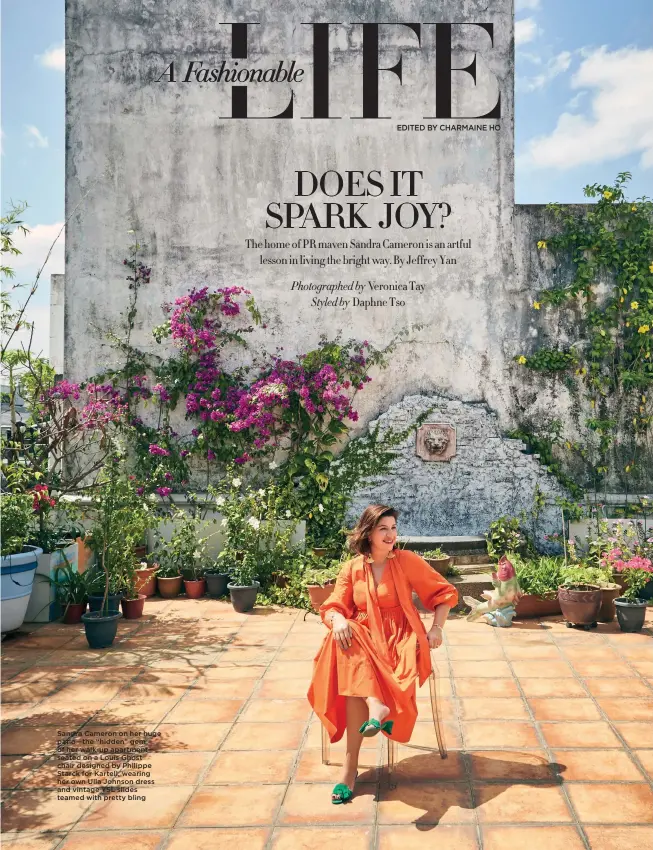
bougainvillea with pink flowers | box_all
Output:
[599,521,653,600]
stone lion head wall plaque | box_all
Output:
[416,423,456,462]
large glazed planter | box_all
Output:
[1,546,43,632]
[515,594,561,619]
[614,597,647,633]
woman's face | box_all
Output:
[368,515,398,556]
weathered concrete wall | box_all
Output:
[349,394,568,543]
[65,0,610,528]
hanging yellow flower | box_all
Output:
[532,301,541,310]
[603,190,613,199]
[631,301,639,310]
[620,297,624,303]
[517,355,527,365]
[638,325,650,334]
[631,205,637,211]
[537,241,547,250]
[649,263,653,274]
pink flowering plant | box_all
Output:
[599,520,653,601]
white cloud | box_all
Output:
[516,0,541,9]
[9,223,65,281]
[518,51,572,92]
[37,43,65,72]
[515,18,539,46]
[25,125,49,149]
[521,46,653,170]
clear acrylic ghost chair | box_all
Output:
[321,649,447,787]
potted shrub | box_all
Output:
[227,553,260,613]
[305,560,341,612]
[595,520,653,631]
[81,453,154,647]
[513,555,565,618]
[557,581,602,629]
[45,556,90,624]
[155,560,183,598]
[120,562,147,620]
[561,563,620,623]
[421,547,453,576]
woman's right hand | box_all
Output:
[331,613,353,650]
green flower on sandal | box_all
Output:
[359,718,394,737]
[331,772,357,804]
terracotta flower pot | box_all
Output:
[308,581,335,613]
[184,578,206,599]
[157,575,182,598]
[425,556,452,576]
[135,566,158,597]
[558,584,602,628]
[515,594,561,619]
[63,601,87,624]
[598,583,622,623]
[120,594,146,619]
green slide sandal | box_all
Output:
[359,718,394,737]
[331,772,358,804]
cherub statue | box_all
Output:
[463,555,522,627]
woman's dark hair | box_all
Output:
[347,504,399,556]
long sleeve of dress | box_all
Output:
[401,550,458,610]
[319,560,355,626]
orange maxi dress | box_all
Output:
[307,548,458,744]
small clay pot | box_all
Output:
[135,566,158,597]
[63,601,87,624]
[307,581,335,613]
[598,583,622,623]
[184,578,206,599]
[120,595,146,619]
[425,556,452,576]
[157,575,182,598]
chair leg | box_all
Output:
[386,736,397,789]
[429,651,448,760]
[321,722,330,765]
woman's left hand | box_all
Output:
[426,624,443,649]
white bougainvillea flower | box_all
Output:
[232,477,242,487]
[269,460,278,470]
[285,510,292,518]
[215,495,226,507]
[318,503,324,513]
[257,488,265,496]
[247,516,261,530]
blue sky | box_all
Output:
[2,0,652,358]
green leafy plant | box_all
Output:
[421,547,448,559]
[514,173,653,495]
[485,516,533,562]
[0,491,34,555]
[513,555,568,598]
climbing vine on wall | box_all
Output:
[515,173,653,494]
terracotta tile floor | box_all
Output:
[1,599,652,849]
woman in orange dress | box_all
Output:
[307,504,458,803]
